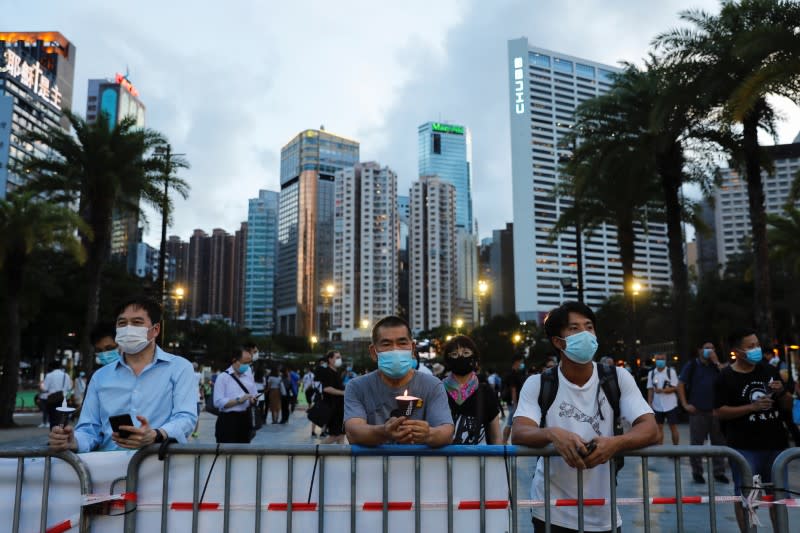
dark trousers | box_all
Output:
[533,518,620,533]
[280,395,290,423]
[215,411,252,443]
[689,411,727,476]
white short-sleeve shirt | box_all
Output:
[514,363,652,531]
[646,367,679,413]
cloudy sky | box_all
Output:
[7,0,800,245]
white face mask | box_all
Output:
[116,325,153,355]
[333,358,343,368]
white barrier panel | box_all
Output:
[133,452,512,532]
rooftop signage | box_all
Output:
[115,73,139,97]
[1,49,62,108]
[431,122,464,135]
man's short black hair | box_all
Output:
[371,315,413,344]
[114,296,162,325]
[231,348,247,362]
[90,321,117,345]
[728,327,758,350]
[544,301,597,339]
[325,350,339,362]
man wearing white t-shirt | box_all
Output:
[512,301,657,533]
[646,353,680,445]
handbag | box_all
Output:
[45,373,68,409]
[307,399,332,427]
[229,372,262,431]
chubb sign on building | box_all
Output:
[1,49,63,108]
[512,57,524,114]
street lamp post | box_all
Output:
[477,279,488,327]
[631,281,642,349]
[455,318,464,334]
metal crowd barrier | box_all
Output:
[120,443,763,533]
[772,447,800,532]
[0,447,93,533]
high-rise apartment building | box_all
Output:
[714,140,800,267]
[208,229,236,319]
[409,176,457,333]
[234,222,248,327]
[244,191,279,336]
[490,223,516,318]
[166,235,190,285]
[87,74,146,274]
[507,38,671,321]
[332,162,399,340]
[397,195,411,319]
[276,128,359,337]
[0,32,75,197]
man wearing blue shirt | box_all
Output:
[48,297,197,452]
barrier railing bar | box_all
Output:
[771,447,800,533]
[160,454,169,533]
[318,455,325,533]
[707,456,717,532]
[642,456,650,533]
[447,455,453,533]
[674,456,684,533]
[510,455,518,533]
[382,455,389,533]
[287,454,294,533]
[39,455,51,533]
[609,458,617,533]
[192,455,200,533]
[576,467,584,533]
[543,456,551,533]
[350,456,356,533]
[13,457,22,533]
[255,455,262,533]
[479,456,486,531]
[223,455,232,533]
[414,456,421,533]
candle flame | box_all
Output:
[404,389,408,396]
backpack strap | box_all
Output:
[597,363,623,437]
[537,367,559,429]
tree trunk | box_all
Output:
[0,253,25,427]
[616,218,638,360]
[658,144,690,363]
[80,216,112,374]
[742,107,775,344]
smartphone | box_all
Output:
[580,440,597,457]
[109,414,134,438]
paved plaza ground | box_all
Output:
[2,408,798,532]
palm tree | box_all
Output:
[20,110,189,372]
[0,192,87,426]
[554,94,662,354]
[655,0,800,343]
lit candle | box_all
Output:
[55,396,76,427]
[395,389,421,417]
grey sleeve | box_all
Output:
[343,378,367,422]
[424,380,454,427]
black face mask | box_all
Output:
[446,357,475,376]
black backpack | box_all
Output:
[538,364,624,474]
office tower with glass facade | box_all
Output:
[409,176,457,333]
[714,140,800,267]
[0,32,75,197]
[276,129,359,337]
[331,162,399,340]
[490,223,516,317]
[86,74,147,274]
[234,222,248,326]
[507,38,671,322]
[244,190,279,336]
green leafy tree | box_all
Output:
[655,0,800,343]
[0,192,87,426]
[20,110,189,371]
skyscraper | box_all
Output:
[409,176,457,333]
[507,38,671,322]
[244,191,279,336]
[332,162,399,340]
[276,128,359,337]
[234,221,248,327]
[0,32,75,197]
[397,195,411,320]
[490,223,516,317]
[87,74,147,274]
[418,121,478,324]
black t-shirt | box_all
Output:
[504,369,525,404]
[449,383,501,444]
[316,366,344,404]
[714,363,788,450]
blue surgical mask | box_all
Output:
[745,347,763,364]
[378,350,414,379]
[560,331,598,364]
[238,363,251,374]
[96,349,121,366]
[411,359,419,370]
[702,348,712,359]
[519,363,525,370]
[655,360,666,369]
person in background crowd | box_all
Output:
[36,383,49,428]
[41,360,72,429]
[280,367,294,423]
[487,368,505,419]
[413,349,433,375]
[191,362,204,438]
[213,348,257,443]
[317,351,346,443]
[600,356,615,369]
[49,297,197,452]
[267,367,283,424]
[647,353,681,446]
[513,301,657,533]
[715,328,792,533]
[289,366,299,413]
[677,342,729,485]
[73,371,87,409]
[342,364,358,385]
[442,335,501,444]
[344,316,453,447]
[502,354,526,444]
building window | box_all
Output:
[432,133,441,154]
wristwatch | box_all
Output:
[153,429,165,443]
